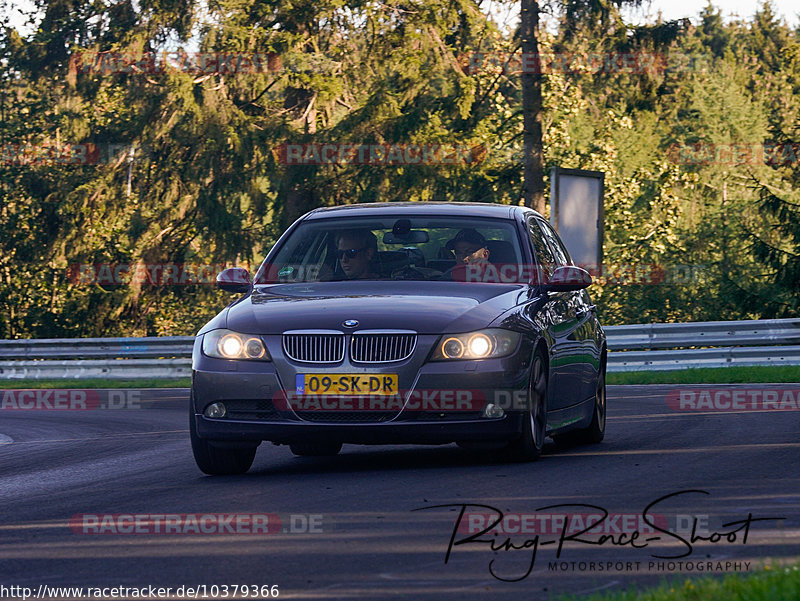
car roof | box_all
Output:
[302,202,543,221]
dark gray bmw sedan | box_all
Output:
[190,202,606,474]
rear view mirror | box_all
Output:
[544,265,592,292]
[383,231,429,244]
[216,267,252,293]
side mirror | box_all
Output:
[544,265,592,292]
[216,267,252,293]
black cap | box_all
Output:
[446,228,486,251]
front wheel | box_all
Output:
[190,411,257,475]
[504,351,547,462]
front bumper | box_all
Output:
[191,334,533,445]
[193,412,523,445]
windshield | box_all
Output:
[255,215,528,284]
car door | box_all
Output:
[535,218,598,404]
[524,216,573,414]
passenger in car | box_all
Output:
[446,228,491,265]
[436,228,495,282]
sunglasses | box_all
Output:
[452,246,485,257]
[337,247,367,260]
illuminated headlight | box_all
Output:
[202,329,271,360]
[431,329,520,361]
[468,334,491,357]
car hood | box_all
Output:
[224,281,525,334]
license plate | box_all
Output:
[295,374,399,395]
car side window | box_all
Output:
[527,218,555,279]
[536,218,571,267]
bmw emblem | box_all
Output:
[343,319,359,328]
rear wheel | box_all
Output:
[290,441,343,457]
[555,365,606,446]
[190,409,257,475]
[583,368,606,443]
[505,351,547,462]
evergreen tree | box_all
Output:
[698,1,730,58]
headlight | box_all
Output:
[431,329,520,361]
[202,329,271,361]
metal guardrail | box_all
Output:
[0,318,798,379]
[0,337,193,360]
[605,318,800,372]
[606,345,800,372]
[2,359,193,380]
[605,319,800,351]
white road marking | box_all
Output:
[5,430,185,445]
[576,580,621,595]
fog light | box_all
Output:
[482,403,504,418]
[204,402,226,418]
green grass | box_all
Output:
[608,365,800,385]
[0,378,191,389]
[559,563,800,601]
[1,365,799,389]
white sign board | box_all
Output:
[549,167,604,267]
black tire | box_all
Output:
[504,350,547,462]
[555,364,606,446]
[290,441,343,457]
[189,410,257,475]
[583,367,606,443]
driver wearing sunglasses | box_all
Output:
[336,229,380,279]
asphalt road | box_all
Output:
[1,384,799,600]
